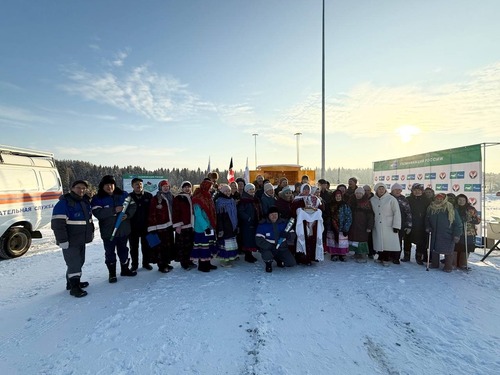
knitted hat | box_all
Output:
[374,182,386,191]
[244,183,256,192]
[391,183,403,191]
[411,183,424,191]
[181,181,192,188]
[281,185,292,194]
[355,187,365,195]
[72,179,89,188]
[159,180,170,189]
[264,182,274,192]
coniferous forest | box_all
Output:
[55,159,500,195]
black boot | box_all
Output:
[69,277,88,298]
[120,259,138,277]
[107,263,117,283]
[66,279,89,290]
[265,261,273,273]
[197,260,210,272]
[244,251,258,263]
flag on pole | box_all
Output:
[207,156,211,174]
[244,157,250,184]
[227,157,235,183]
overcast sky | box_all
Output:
[1,0,499,172]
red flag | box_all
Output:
[227,157,235,183]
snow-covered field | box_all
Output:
[1,197,499,375]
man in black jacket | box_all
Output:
[129,178,154,271]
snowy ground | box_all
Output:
[1,232,499,375]
[1,196,499,375]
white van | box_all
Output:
[0,145,63,258]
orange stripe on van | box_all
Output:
[0,192,62,204]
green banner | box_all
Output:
[373,144,481,171]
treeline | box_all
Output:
[55,159,499,194]
[55,160,373,193]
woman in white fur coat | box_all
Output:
[370,183,402,266]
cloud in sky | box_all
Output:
[276,62,500,141]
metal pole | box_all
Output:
[252,133,258,169]
[294,132,302,165]
[321,0,326,179]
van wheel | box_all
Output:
[0,228,32,259]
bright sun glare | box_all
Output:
[396,125,421,143]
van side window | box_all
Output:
[39,170,61,191]
[0,167,38,192]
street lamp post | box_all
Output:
[252,133,258,169]
[294,132,302,165]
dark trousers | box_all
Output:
[103,236,129,265]
[63,244,86,279]
[129,230,151,267]
[259,245,297,267]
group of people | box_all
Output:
[51,173,480,298]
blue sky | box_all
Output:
[1,0,500,173]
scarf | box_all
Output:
[192,180,216,229]
[216,194,238,230]
[429,196,455,227]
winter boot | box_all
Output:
[208,262,218,270]
[197,261,210,273]
[244,251,258,263]
[142,263,153,270]
[69,277,88,298]
[443,254,454,273]
[401,251,411,262]
[415,253,424,265]
[107,262,117,283]
[265,261,273,273]
[430,254,440,269]
[66,279,89,290]
[120,259,138,277]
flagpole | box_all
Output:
[252,133,258,169]
[321,0,326,179]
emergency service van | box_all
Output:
[0,145,62,258]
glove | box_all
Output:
[59,241,69,250]
[405,228,412,235]
[393,228,399,233]
[204,228,213,235]
[366,229,371,233]
[342,231,348,237]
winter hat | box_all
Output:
[131,177,143,185]
[391,183,403,191]
[159,180,170,189]
[435,193,446,199]
[100,175,116,186]
[281,185,292,194]
[181,181,192,188]
[363,184,371,191]
[264,182,274,192]
[236,177,246,184]
[374,182,386,191]
[411,183,424,191]
[333,189,343,197]
[72,179,89,188]
[267,206,279,216]
[244,183,256,192]
[355,187,365,195]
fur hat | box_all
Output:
[267,206,279,216]
[374,182,386,191]
[244,183,256,192]
[391,183,403,191]
[181,181,192,188]
[100,175,116,186]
